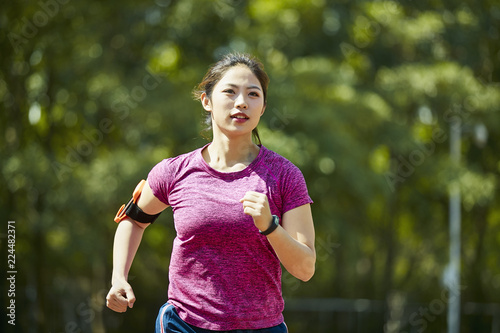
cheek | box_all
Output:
[253,103,265,115]
[212,96,233,110]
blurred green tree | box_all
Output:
[1,0,499,332]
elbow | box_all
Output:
[294,256,316,282]
[298,265,315,282]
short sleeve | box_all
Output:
[280,161,313,214]
[147,158,174,205]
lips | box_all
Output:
[230,112,249,120]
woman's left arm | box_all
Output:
[241,192,316,281]
[267,204,316,281]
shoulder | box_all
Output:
[149,146,203,180]
[147,146,205,203]
[258,146,312,209]
[260,146,302,171]
[154,147,201,170]
[259,146,304,186]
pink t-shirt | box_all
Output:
[147,144,313,330]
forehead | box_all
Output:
[217,65,261,88]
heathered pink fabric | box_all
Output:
[147,144,313,331]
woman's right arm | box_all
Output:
[106,180,168,313]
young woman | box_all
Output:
[106,53,316,333]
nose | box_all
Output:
[235,93,248,109]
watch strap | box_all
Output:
[260,215,279,236]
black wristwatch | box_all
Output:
[260,215,280,236]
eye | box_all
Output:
[249,91,260,97]
[223,89,235,94]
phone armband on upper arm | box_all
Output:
[114,180,161,224]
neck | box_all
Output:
[204,133,260,172]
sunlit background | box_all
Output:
[2,0,500,332]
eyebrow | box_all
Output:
[224,83,262,91]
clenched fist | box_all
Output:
[106,280,136,313]
[239,191,273,232]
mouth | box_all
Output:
[230,113,249,120]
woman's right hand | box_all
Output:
[106,280,136,313]
[106,180,167,313]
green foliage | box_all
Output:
[1,0,499,332]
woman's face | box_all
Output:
[202,65,266,140]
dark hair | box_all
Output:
[193,53,269,145]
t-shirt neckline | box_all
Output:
[197,143,266,179]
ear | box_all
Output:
[260,103,266,116]
[201,92,212,112]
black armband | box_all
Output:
[114,180,161,224]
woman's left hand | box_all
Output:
[239,191,273,232]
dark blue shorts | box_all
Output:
[155,302,288,333]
